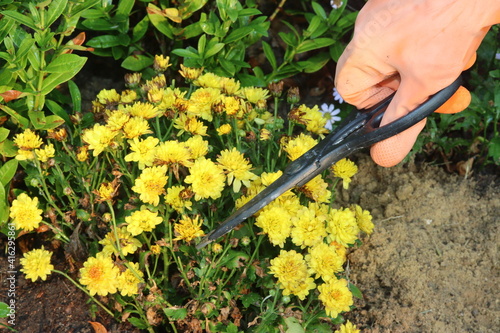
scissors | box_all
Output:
[197,77,462,249]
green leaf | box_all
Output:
[311,2,327,19]
[262,41,277,70]
[300,52,330,73]
[45,99,71,124]
[45,54,86,73]
[0,139,17,158]
[0,105,29,128]
[197,34,207,55]
[121,54,154,71]
[204,42,224,58]
[278,32,297,48]
[487,136,500,162]
[171,48,200,59]
[116,0,135,17]
[81,18,120,31]
[349,282,363,299]
[241,292,261,308]
[46,0,68,28]
[41,56,86,94]
[0,128,9,142]
[128,317,149,329]
[220,251,249,269]
[284,316,305,333]
[329,42,344,62]
[67,80,81,113]
[0,301,9,318]
[132,16,149,43]
[2,11,37,30]
[224,26,254,43]
[0,159,18,187]
[69,0,100,17]
[86,34,131,48]
[163,307,187,320]
[147,4,174,39]
[296,38,335,54]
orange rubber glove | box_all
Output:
[335,0,500,167]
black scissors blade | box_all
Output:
[196,77,462,249]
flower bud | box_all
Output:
[286,87,300,104]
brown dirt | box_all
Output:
[338,154,499,333]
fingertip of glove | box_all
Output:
[434,86,471,114]
[370,120,426,167]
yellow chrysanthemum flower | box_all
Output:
[216,124,232,135]
[305,243,344,281]
[20,248,54,282]
[194,72,224,89]
[120,89,138,104]
[131,165,168,206]
[351,204,374,235]
[99,227,141,256]
[95,182,117,202]
[147,88,164,104]
[269,250,316,300]
[255,204,292,247]
[291,206,327,248]
[173,114,208,136]
[318,278,353,318]
[184,158,225,200]
[326,208,360,247]
[217,148,257,192]
[174,215,205,242]
[335,320,360,333]
[14,129,43,150]
[117,262,144,297]
[260,128,271,141]
[300,174,332,203]
[282,133,318,161]
[165,185,193,213]
[150,244,161,255]
[126,208,164,236]
[106,110,131,131]
[82,123,117,156]
[185,135,209,160]
[332,158,358,189]
[124,101,161,119]
[187,87,221,121]
[10,193,43,231]
[153,54,172,72]
[35,143,55,163]
[77,146,89,162]
[238,87,270,104]
[220,77,241,95]
[222,95,241,116]
[16,149,35,161]
[179,64,204,81]
[97,89,120,105]
[155,140,193,169]
[79,252,120,296]
[299,104,329,135]
[122,116,152,139]
[125,136,159,169]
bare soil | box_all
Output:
[339,154,499,333]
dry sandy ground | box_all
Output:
[338,155,499,333]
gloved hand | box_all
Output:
[335,0,500,167]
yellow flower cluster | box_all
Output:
[14,129,55,162]
[79,252,144,297]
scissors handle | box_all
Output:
[197,77,462,249]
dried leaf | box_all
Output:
[88,321,108,333]
[0,90,23,102]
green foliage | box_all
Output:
[413,27,500,167]
[0,0,98,155]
